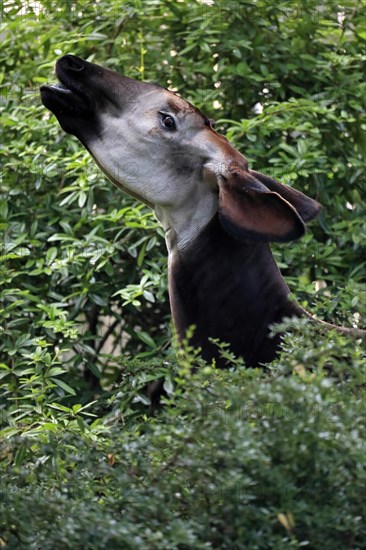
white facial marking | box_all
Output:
[86,89,234,252]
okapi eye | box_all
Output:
[160,113,176,131]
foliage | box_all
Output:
[1,0,365,548]
[1,326,366,549]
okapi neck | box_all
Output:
[168,214,301,367]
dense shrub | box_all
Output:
[1,325,366,549]
[1,1,365,548]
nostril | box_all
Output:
[59,54,85,72]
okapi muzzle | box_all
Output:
[41,55,365,369]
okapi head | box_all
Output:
[41,55,321,253]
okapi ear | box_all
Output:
[249,170,322,222]
[218,170,308,243]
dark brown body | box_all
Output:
[170,215,302,366]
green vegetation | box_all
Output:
[1,1,365,548]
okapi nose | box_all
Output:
[58,54,85,72]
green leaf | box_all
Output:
[50,378,76,396]
[136,331,156,349]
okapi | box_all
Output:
[40,55,365,373]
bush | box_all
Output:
[1,325,366,549]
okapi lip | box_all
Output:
[40,81,92,116]
[41,80,101,141]
[41,59,94,114]
[46,83,72,94]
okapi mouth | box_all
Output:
[41,60,92,117]
[40,56,99,139]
